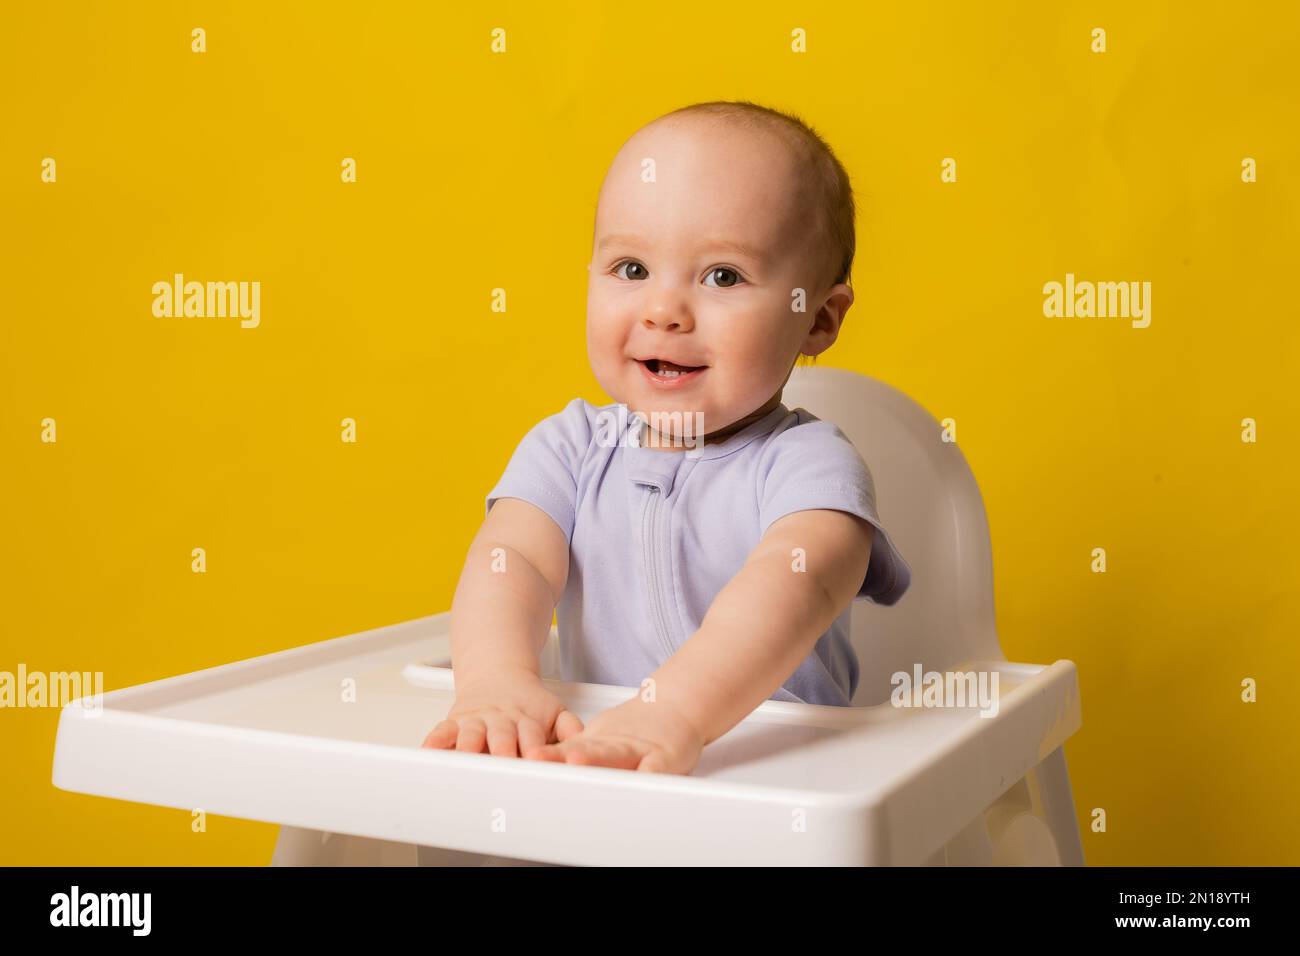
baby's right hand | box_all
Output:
[420,669,584,758]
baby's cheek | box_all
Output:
[585,321,621,365]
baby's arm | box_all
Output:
[422,497,582,755]
[449,496,569,684]
[650,508,874,745]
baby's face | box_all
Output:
[586,116,850,441]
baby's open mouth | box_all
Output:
[641,358,707,379]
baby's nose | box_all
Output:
[642,304,695,331]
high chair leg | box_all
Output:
[1030,746,1085,866]
[270,825,566,866]
[933,746,1083,866]
[270,826,419,866]
[416,845,562,867]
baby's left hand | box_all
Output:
[522,697,704,775]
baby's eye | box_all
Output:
[704,267,744,288]
[613,260,649,280]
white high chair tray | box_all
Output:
[52,614,1080,866]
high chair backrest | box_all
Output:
[782,366,1004,706]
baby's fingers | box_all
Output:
[454,716,488,753]
[518,709,584,757]
[636,752,668,773]
[528,736,640,770]
[565,738,643,769]
[516,715,547,757]
[421,719,459,749]
[483,713,521,757]
[424,710,581,757]
[553,709,585,742]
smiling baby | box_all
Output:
[421,100,911,775]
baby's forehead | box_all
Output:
[640,114,804,176]
[605,121,815,236]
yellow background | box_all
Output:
[2,1,1297,865]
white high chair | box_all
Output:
[51,367,1083,866]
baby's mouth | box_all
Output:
[641,358,707,379]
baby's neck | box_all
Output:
[641,391,783,451]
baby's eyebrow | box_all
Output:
[700,237,769,264]
[597,233,769,264]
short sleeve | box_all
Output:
[484,398,593,544]
[757,418,912,606]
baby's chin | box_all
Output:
[616,392,715,436]
[625,397,769,445]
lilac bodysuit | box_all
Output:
[485,399,911,705]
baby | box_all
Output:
[421,100,911,775]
